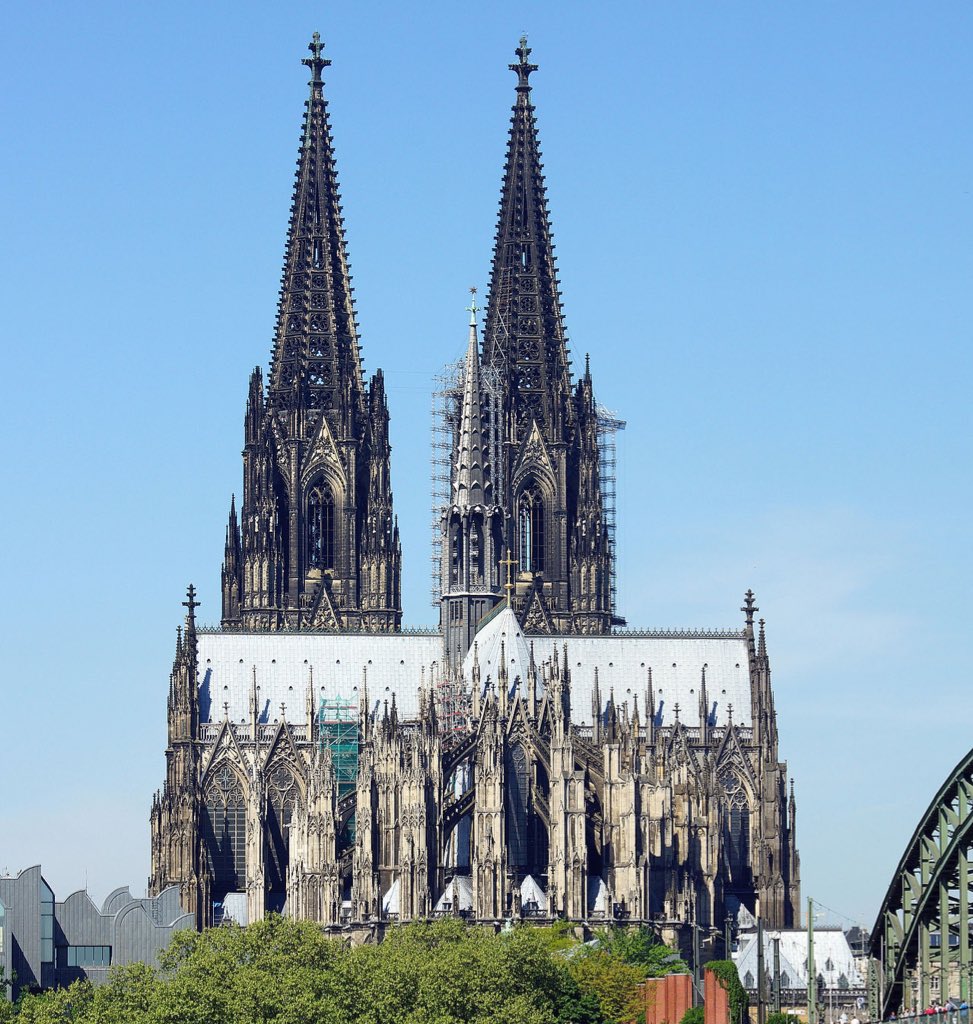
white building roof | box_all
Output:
[462,606,753,727]
[735,930,864,990]
[197,631,442,724]
[196,609,752,730]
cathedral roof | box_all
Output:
[196,631,442,724]
[465,604,532,692]
[463,612,753,728]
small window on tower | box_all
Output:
[307,479,335,570]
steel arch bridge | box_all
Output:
[870,748,973,1019]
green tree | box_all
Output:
[588,927,689,975]
[14,981,93,1024]
[567,950,644,1024]
[89,962,157,1024]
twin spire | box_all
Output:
[269,32,363,416]
[483,34,571,436]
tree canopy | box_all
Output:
[3,917,689,1024]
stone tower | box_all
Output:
[220,33,401,633]
[480,39,614,637]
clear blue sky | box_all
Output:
[1,1,970,930]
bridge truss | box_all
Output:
[870,748,973,1019]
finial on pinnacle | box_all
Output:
[741,588,758,626]
[510,34,538,89]
[467,286,478,324]
[302,31,331,86]
[182,583,199,627]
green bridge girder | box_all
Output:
[869,748,973,1020]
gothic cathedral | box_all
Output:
[150,35,800,945]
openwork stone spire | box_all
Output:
[269,32,364,415]
[483,36,572,436]
[453,289,491,509]
[221,35,400,633]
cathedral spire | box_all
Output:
[453,289,491,508]
[483,37,571,433]
[221,495,242,624]
[268,33,364,416]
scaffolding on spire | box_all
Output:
[430,359,463,606]
[429,358,505,607]
[596,403,626,617]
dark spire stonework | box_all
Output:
[221,34,401,632]
[476,39,612,637]
[269,32,362,416]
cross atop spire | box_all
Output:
[510,34,538,90]
[302,32,331,88]
[182,583,199,631]
[467,285,478,324]
[741,589,758,627]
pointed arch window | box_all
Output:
[720,770,752,879]
[265,765,302,912]
[201,765,247,901]
[307,479,336,570]
[518,484,545,573]
[506,743,530,868]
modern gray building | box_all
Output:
[0,866,192,1001]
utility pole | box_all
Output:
[693,924,701,1008]
[773,935,782,1012]
[757,918,766,1024]
[808,898,816,1024]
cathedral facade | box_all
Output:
[149,35,800,943]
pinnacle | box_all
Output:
[509,35,538,91]
[302,32,331,88]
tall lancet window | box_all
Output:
[201,765,247,901]
[307,479,336,570]
[518,485,545,572]
[720,770,751,879]
[470,515,484,583]
[450,521,463,585]
[506,743,530,868]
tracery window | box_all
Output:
[201,765,247,898]
[506,743,530,868]
[720,770,751,877]
[307,479,335,570]
[518,485,545,573]
[265,765,302,908]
